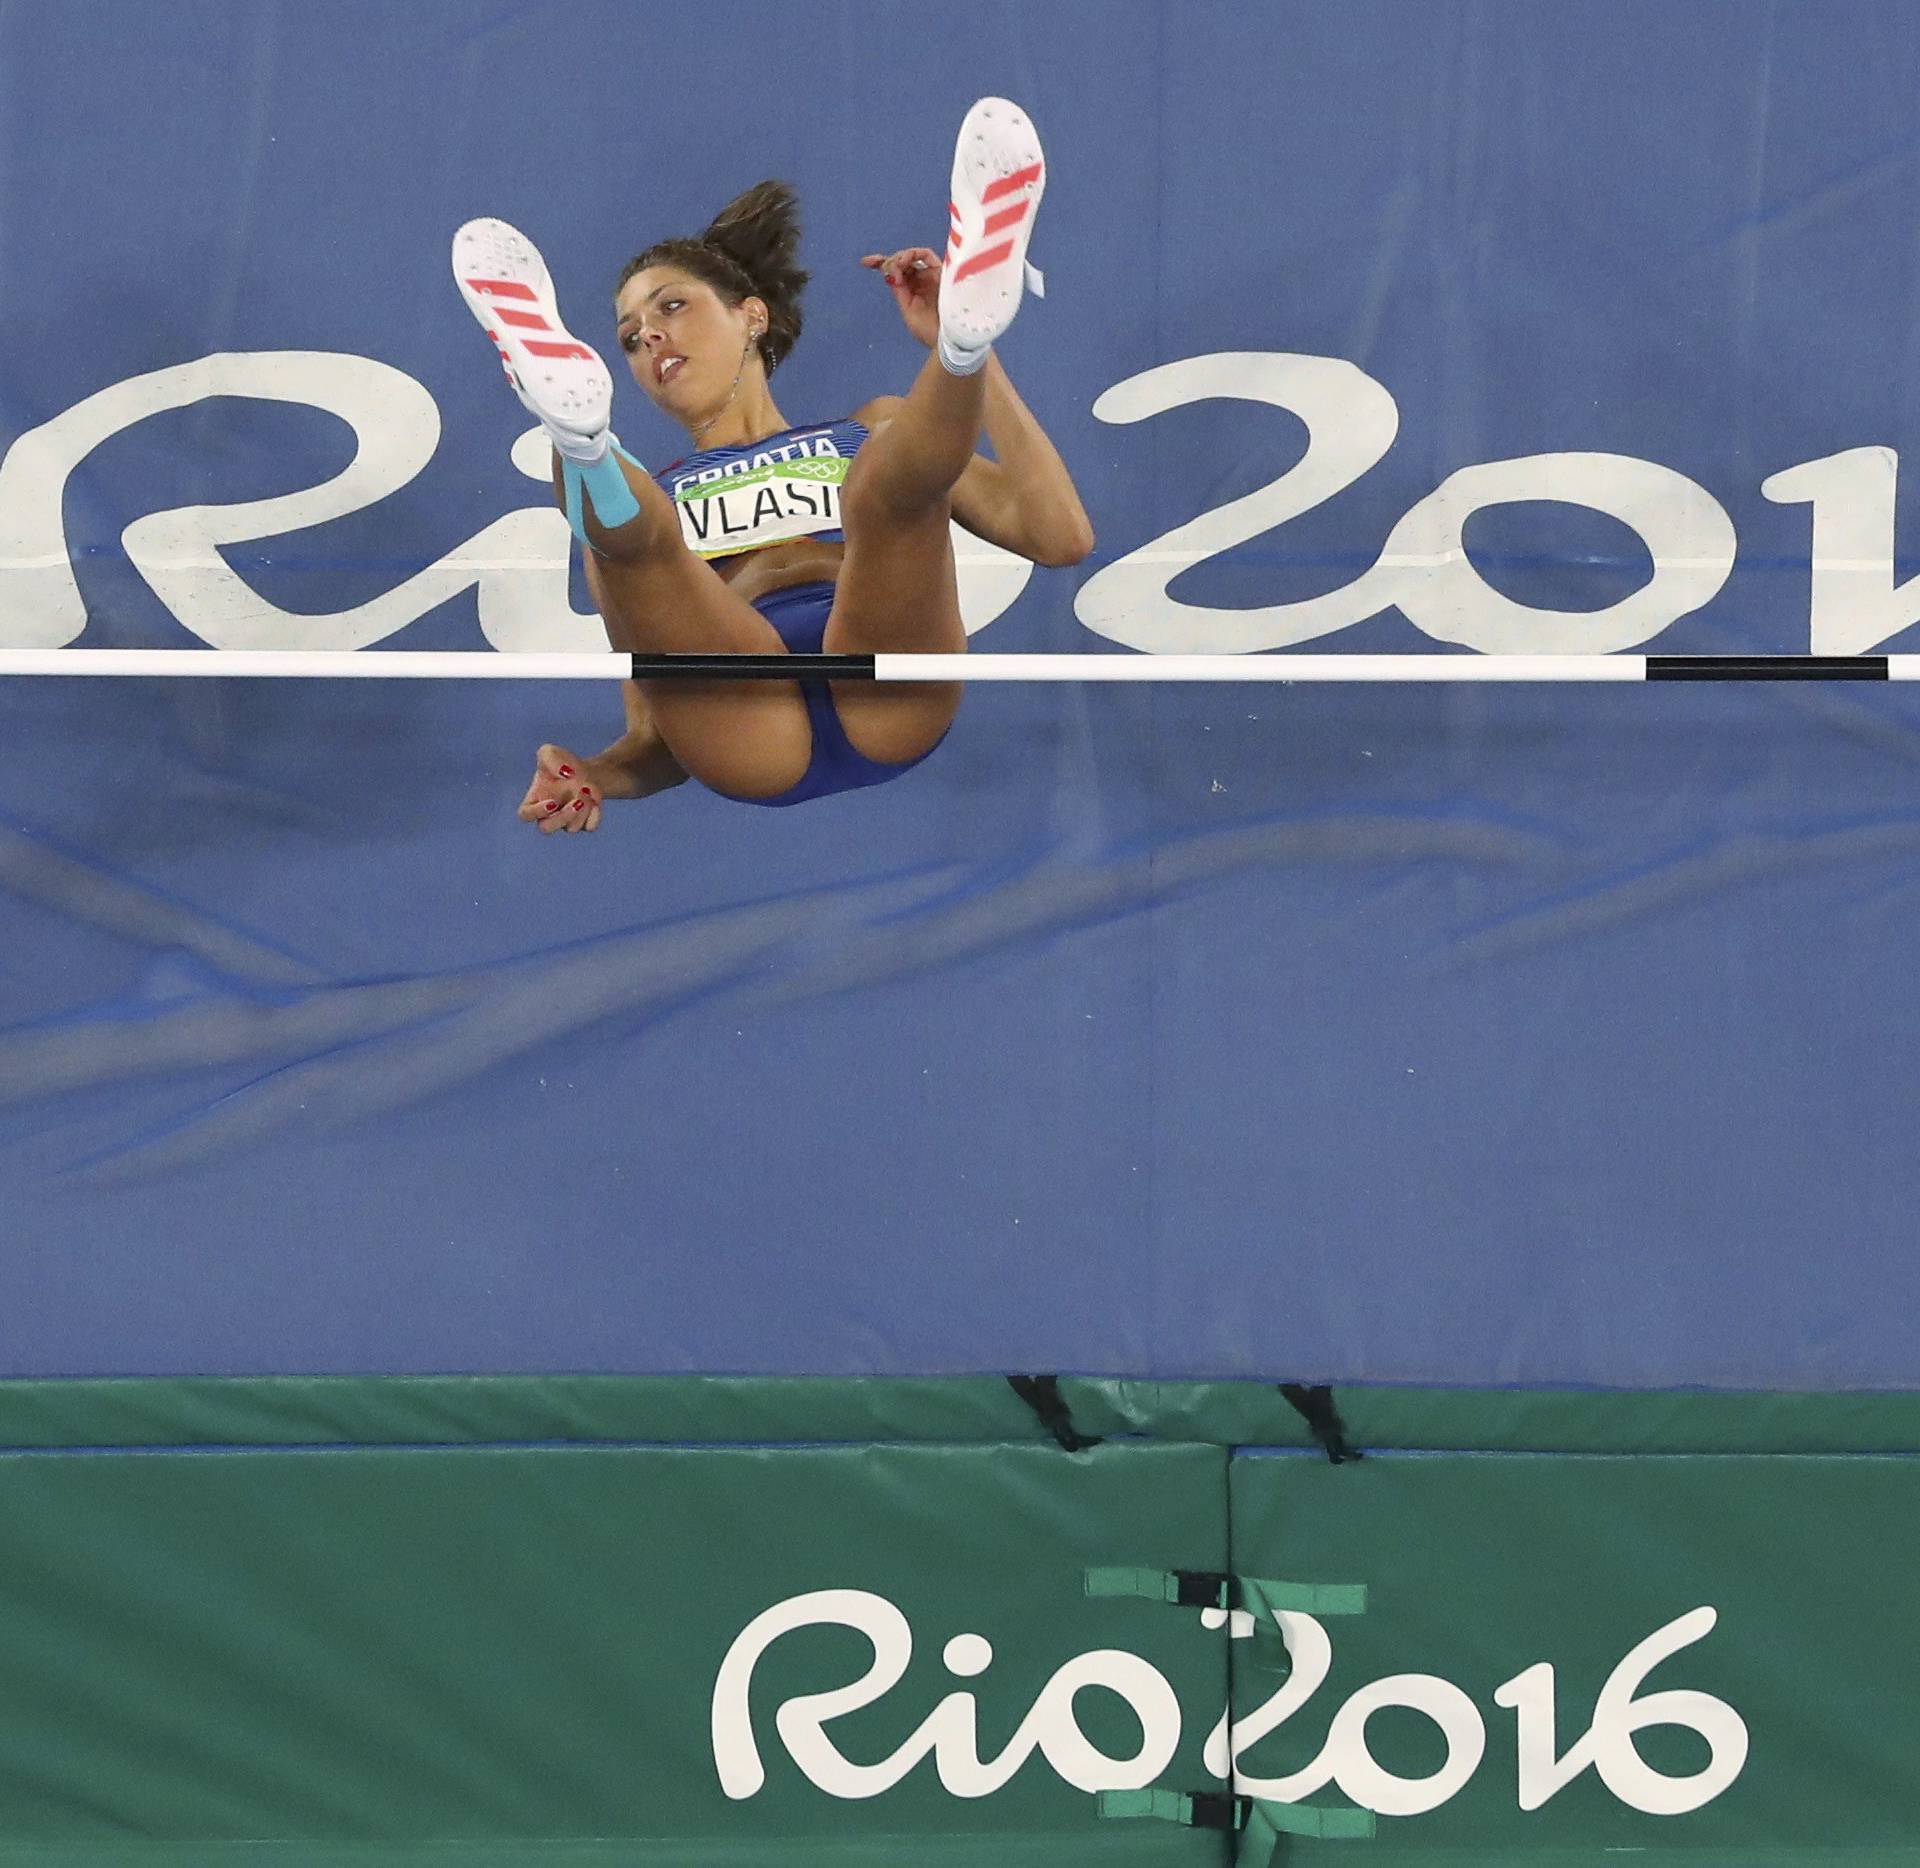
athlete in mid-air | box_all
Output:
[452,97,1092,828]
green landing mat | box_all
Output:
[5,1372,1920,1452]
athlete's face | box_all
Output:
[614,267,765,419]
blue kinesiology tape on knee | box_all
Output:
[560,446,641,545]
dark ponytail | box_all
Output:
[617,179,809,374]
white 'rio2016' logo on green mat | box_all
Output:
[711,1591,1747,1819]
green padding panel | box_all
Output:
[1073,1380,1920,1454]
[7,1374,1920,1454]
[0,1375,1051,1452]
[0,1846,1210,1867]
[0,1442,1227,1866]
[0,1848,1906,1868]
[1229,1451,1920,1863]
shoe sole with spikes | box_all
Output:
[940,97,1046,351]
[452,218,610,441]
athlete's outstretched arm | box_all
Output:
[591,682,691,799]
[515,683,687,833]
[859,247,1093,566]
[952,354,1094,566]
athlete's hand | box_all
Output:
[518,743,603,834]
[861,247,941,348]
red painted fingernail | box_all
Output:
[572,799,586,811]
[545,800,561,812]
[557,764,573,777]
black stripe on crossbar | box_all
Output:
[1648,656,1889,681]
[629,652,877,680]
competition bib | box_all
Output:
[671,453,849,560]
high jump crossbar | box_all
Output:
[0,651,1910,682]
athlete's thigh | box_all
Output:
[821,504,964,764]
[584,549,813,799]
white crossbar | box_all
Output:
[879,654,1652,682]
[0,650,620,680]
[0,649,1912,682]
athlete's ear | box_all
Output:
[741,296,770,341]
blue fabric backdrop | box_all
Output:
[3,0,1917,1385]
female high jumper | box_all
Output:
[452,97,1092,829]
